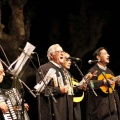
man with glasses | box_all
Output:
[61,52,87,120]
[36,44,74,120]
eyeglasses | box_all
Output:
[65,59,71,62]
[55,51,64,54]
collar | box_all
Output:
[50,61,62,68]
[97,63,107,71]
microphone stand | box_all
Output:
[20,50,57,120]
[18,78,36,120]
[10,74,35,120]
[18,77,25,120]
[29,56,57,103]
[20,49,57,101]
[96,65,115,92]
[31,59,57,120]
[96,64,114,120]
[72,61,97,96]
[72,61,97,120]
[9,75,26,120]
[19,79,36,98]
[0,59,9,68]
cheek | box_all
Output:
[59,58,64,63]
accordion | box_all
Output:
[0,88,30,120]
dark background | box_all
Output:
[28,0,120,76]
[25,0,120,120]
[26,1,120,120]
[1,0,120,120]
[28,1,120,120]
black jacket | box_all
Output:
[36,62,73,120]
[86,64,120,120]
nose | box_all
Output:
[107,53,110,57]
[2,72,5,76]
[61,52,64,55]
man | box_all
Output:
[0,60,29,120]
[0,61,9,119]
[61,52,86,120]
[86,47,120,120]
[36,44,74,120]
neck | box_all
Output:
[98,61,107,67]
[97,62,107,70]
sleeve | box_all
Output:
[73,87,83,97]
[48,77,62,96]
[90,79,104,89]
[88,66,105,89]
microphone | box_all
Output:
[88,60,100,64]
[31,52,36,54]
[66,56,81,61]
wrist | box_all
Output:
[103,80,107,85]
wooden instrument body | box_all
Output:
[98,74,120,94]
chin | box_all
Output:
[0,79,3,83]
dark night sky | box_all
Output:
[0,1,119,75]
[27,0,120,77]
[1,1,120,82]
[1,0,119,77]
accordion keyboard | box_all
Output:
[0,95,17,120]
[0,88,30,120]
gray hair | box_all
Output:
[47,44,61,61]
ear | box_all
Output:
[49,53,53,59]
[96,55,100,61]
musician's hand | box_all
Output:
[116,76,120,84]
[0,102,8,113]
[82,83,87,90]
[79,83,87,90]
[109,79,115,85]
[104,79,115,85]
[60,85,69,93]
[24,103,29,111]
